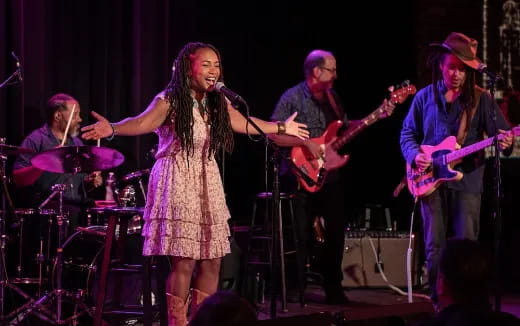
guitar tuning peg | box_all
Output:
[388,85,395,92]
[402,80,410,86]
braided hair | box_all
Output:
[164,42,234,160]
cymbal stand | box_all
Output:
[9,184,93,325]
[0,140,44,325]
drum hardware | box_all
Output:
[9,146,124,325]
[10,208,50,289]
[0,139,38,324]
[9,184,94,325]
[115,185,136,207]
[117,169,150,207]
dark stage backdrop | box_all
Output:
[0,0,492,233]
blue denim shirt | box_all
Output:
[271,81,348,138]
[14,124,87,204]
[271,81,348,181]
[400,81,511,193]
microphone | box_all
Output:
[214,82,244,103]
[11,51,23,82]
[477,63,502,81]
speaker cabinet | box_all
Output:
[341,233,420,288]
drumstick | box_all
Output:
[61,104,76,146]
[97,138,100,147]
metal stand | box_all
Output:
[228,100,307,319]
[486,75,505,312]
[0,140,42,325]
[9,184,93,325]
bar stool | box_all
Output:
[89,207,167,326]
[244,192,305,311]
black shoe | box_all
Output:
[325,288,349,305]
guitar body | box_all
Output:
[290,120,349,193]
[406,136,463,197]
[290,82,417,193]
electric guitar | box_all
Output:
[406,126,520,197]
[291,82,417,193]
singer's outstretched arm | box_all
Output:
[227,104,309,139]
[81,95,170,139]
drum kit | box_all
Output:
[0,140,151,325]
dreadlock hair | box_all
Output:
[428,48,477,130]
[164,42,234,160]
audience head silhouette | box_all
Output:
[437,238,491,306]
[189,291,257,326]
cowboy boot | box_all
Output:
[188,288,210,321]
[166,293,188,326]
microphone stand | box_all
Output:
[487,75,504,312]
[229,99,306,319]
[0,67,22,89]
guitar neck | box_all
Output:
[332,107,384,150]
[446,134,503,163]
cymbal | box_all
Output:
[31,145,124,174]
[0,144,34,156]
[121,169,150,183]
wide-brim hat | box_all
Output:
[430,32,481,70]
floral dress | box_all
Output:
[141,96,231,259]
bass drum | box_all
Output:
[52,226,147,306]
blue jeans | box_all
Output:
[420,185,481,303]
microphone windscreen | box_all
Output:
[215,82,225,92]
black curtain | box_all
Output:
[0,0,416,222]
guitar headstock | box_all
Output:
[388,80,417,104]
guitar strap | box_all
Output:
[326,89,344,120]
[456,86,484,145]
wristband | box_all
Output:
[107,123,117,141]
[277,121,286,135]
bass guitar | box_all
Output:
[406,126,520,197]
[291,82,417,193]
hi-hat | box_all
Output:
[0,144,34,156]
[121,169,150,183]
[31,145,124,174]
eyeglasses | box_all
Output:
[320,66,337,74]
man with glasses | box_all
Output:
[270,49,394,305]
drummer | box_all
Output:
[12,93,103,231]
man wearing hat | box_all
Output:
[400,32,514,306]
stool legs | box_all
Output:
[143,257,153,326]
[288,199,305,307]
[245,193,305,312]
[276,200,288,312]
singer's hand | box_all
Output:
[81,111,112,140]
[284,112,309,140]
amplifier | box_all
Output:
[341,233,421,288]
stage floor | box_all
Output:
[255,285,520,323]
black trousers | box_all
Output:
[285,175,347,291]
